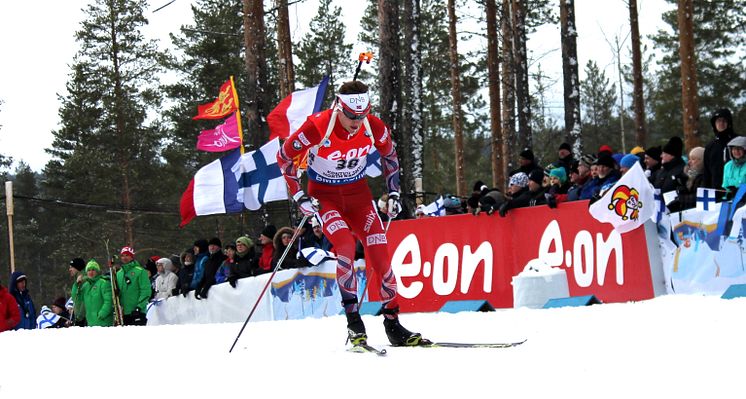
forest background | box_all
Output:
[0,0,744,306]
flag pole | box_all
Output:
[230,76,245,155]
[5,181,15,274]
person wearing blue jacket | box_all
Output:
[9,271,36,330]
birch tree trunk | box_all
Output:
[447,0,466,196]
[560,0,582,158]
[378,0,407,195]
[403,0,424,199]
[677,0,701,149]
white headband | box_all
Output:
[337,92,370,114]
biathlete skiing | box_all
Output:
[276,80,425,347]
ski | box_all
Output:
[402,339,527,349]
[347,343,388,356]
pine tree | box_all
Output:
[294,0,353,102]
[45,0,167,249]
[650,0,746,140]
[580,60,619,152]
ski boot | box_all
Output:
[382,307,424,346]
[346,311,368,346]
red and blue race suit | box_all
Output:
[276,108,401,313]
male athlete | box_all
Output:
[276,80,423,347]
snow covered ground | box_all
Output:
[0,295,743,398]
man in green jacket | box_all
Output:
[78,260,113,327]
[116,247,151,326]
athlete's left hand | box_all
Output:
[387,192,402,219]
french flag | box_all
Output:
[267,76,329,141]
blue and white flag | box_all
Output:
[300,247,336,265]
[696,187,718,212]
[365,149,382,178]
[422,196,446,217]
[234,138,288,210]
[36,306,60,329]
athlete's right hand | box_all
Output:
[294,191,319,216]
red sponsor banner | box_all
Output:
[370,201,655,312]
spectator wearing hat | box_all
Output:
[644,146,663,184]
[50,297,71,327]
[598,145,613,158]
[254,225,277,275]
[704,108,738,190]
[669,147,706,212]
[154,258,179,300]
[68,257,87,326]
[654,137,687,194]
[195,237,227,300]
[0,276,21,333]
[230,236,256,284]
[116,247,151,326]
[190,239,209,292]
[443,195,463,215]
[499,169,549,216]
[9,271,36,330]
[506,172,529,200]
[551,143,575,174]
[580,154,621,201]
[510,148,543,178]
[619,154,640,175]
[79,260,114,327]
[548,167,569,195]
[722,136,746,198]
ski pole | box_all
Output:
[229,214,310,353]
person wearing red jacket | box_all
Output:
[1,279,21,333]
[276,80,424,347]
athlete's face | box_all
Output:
[338,111,365,134]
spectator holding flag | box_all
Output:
[276,80,425,347]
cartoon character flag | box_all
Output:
[589,162,655,234]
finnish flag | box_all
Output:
[696,187,718,212]
[234,138,288,210]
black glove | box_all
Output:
[498,203,509,217]
[387,192,402,219]
[228,277,238,288]
[545,193,557,209]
